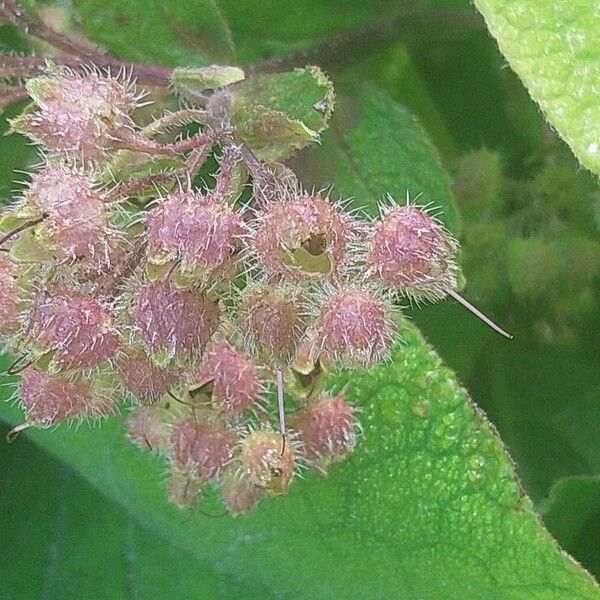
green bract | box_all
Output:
[229,67,334,159]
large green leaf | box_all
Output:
[414,298,600,577]
[72,0,230,65]
[0,422,272,600]
[474,0,600,176]
[1,323,598,599]
[541,477,600,578]
[72,0,400,66]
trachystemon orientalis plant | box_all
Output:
[0,0,510,514]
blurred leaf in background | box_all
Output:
[1,0,600,598]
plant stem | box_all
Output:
[102,172,180,203]
[0,5,484,101]
[0,84,27,110]
[0,0,104,61]
[0,53,173,87]
[248,8,485,75]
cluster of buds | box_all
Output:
[0,61,510,514]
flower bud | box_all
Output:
[238,429,294,496]
[19,368,113,427]
[237,283,306,364]
[311,286,396,368]
[171,420,235,481]
[146,189,245,285]
[131,280,220,364]
[10,69,138,161]
[192,341,261,413]
[367,204,458,301]
[29,288,120,369]
[294,395,356,466]
[117,348,176,405]
[253,193,351,279]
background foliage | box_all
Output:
[1,0,599,598]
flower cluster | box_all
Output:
[0,65,504,514]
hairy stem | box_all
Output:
[0,84,27,110]
[0,53,173,87]
[102,172,180,203]
[0,0,104,61]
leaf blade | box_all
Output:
[1,323,597,598]
[474,0,600,175]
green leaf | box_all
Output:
[72,0,401,66]
[541,477,600,552]
[295,86,460,233]
[232,105,319,160]
[469,342,600,503]
[345,42,458,160]
[1,323,598,598]
[474,0,600,175]
[229,67,334,160]
[0,422,272,600]
[72,0,233,65]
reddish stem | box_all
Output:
[102,172,180,203]
[0,0,104,61]
[0,84,27,110]
[0,53,173,87]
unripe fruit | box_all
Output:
[220,469,263,515]
[29,288,119,369]
[24,165,103,221]
[117,348,176,404]
[10,70,138,161]
[48,218,117,268]
[367,204,458,301]
[0,256,23,336]
[237,284,306,364]
[312,286,396,368]
[20,368,112,427]
[171,420,235,481]
[168,470,203,509]
[127,402,179,453]
[146,190,245,283]
[238,429,294,496]
[294,396,356,466]
[15,165,117,266]
[253,194,350,279]
[131,281,220,363]
[193,341,260,413]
